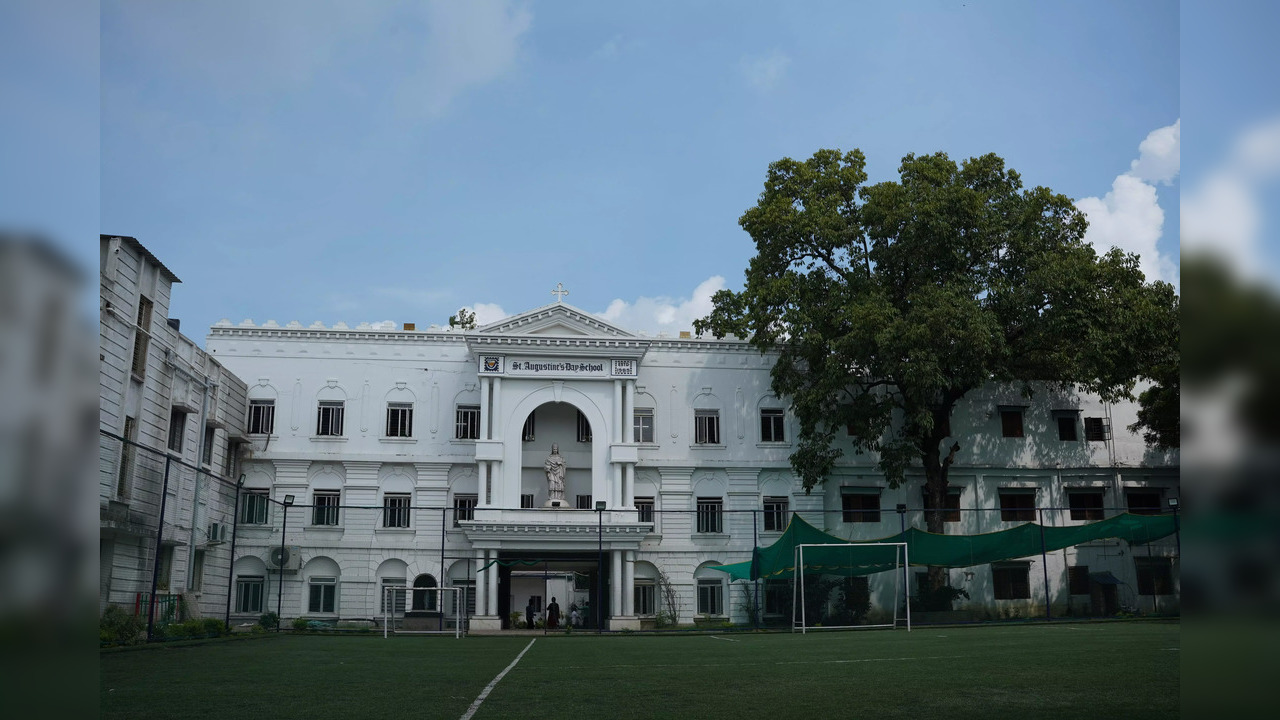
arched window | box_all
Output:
[412,574,438,612]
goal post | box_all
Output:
[792,542,911,633]
[382,585,465,639]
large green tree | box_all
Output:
[695,149,1179,550]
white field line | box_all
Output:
[542,655,968,671]
[709,636,739,642]
[459,638,537,720]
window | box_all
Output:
[1084,417,1110,442]
[248,399,275,435]
[576,410,592,442]
[1068,490,1105,521]
[235,576,264,613]
[521,413,535,442]
[455,405,480,440]
[313,491,340,526]
[634,408,654,443]
[452,581,476,617]
[635,497,654,523]
[130,296,153,378]
[308,577,337,613]
[841,488,881,523]
[453,494,477,527]
[922,487,962,524]
[168,408,187,452]
[201,425,216,466]
[999,490,1036,522]
[1068,565,1091,595]
[117,416,137,498]
[412,575,438,612]
[240,491,269,525]
[223,439,240,478]
[1127,491,1162,516]
[1056,412,1079,441]
[697,579,723,615]
[992,562,1031,599]
[576,494,594,510]
[191,549,205,592]
[521,493,534,509]
[763,496,789,531]
[316,400,344,436]
[381,578,407,614]
[760,408,785,442]
[386,402,413,438]
[634,582,656,616]
[695,410,721,444]
[157,546,173,591]
[383,493,410,528]
[1000,407,1024,438]
[696,497,723,533]
[1135,556,1175,595]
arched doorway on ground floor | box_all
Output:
[493,550,611,630]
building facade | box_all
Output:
[205,301,1179,630]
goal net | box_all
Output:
[382,585,466,638]
[792,542,910,633]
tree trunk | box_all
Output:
[921,436,960,603]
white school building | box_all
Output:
[204,297,1179,630]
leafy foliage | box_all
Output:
[100,605,145,645]
[448,307,477,330]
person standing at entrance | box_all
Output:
[547,597,560,629]
[525,597,535,629]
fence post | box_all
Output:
[146,456,173,642]
[1038,508,1051,621]
[224,474,244,633]
[752,508,759,629]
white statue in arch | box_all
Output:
[544,443,567,507]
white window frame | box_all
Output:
[453,493,477,527]
[130,296,152,379]
[521,413,536,442]
[201,425,216,467]
[763,496,788,531]
[695,410,721,445]
[381,577,407,613]
[308,576,337,614]
[316,400,345,437]
[634,582,656,616]
[635,496,654,523]
[248,399,275,435]
[386,402,414,438]
[235,576,264,613]
[633,408,654,443]
[696,497,723,534]
[576,410,592,443]
[455,405,480,440]
[313,490,340,526]
[383,493,411,528]
[760,408,785,443]
[240,490,269,525]
[697,578,724,616]
[168,408,186,453]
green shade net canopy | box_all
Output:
[710,512,1178,581]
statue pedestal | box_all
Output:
[470,615,502,632]
[610,616,641,631]
[544,499,569,508]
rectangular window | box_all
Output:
[998,490,1036,522]
[841,488,881,523]
[235,576,264,613]
[760,408,785,442]
[130,296,153,378]
[383,493,410,528]
[201,425,216,466]
[992,562,1031,600]
[239,491,269,525]
[520,493,534,509]
[1068,565,1091,596]
[1127,491,1163,516]
[695,410,721,444]
[577,410,592,442]
[453,494,477,527]
[1135,556,1175,595]
[521,413,536,442]
[168,408,187,452]
[1000,407,1024,438]
[191,549,205,592]
[633,408,654,443]
[117,416,137,498]
[308,577,337,614]
[248,399,275,435]
[697,579,724,615]
[381,578,407,614]
[922,487,962,524]
[634,582,656,616]
[577,494,594,510]
[157,546,173,591]
[763,496,789,531]
[1084,417,1110,442]
[223,439,239,478]
[452,581,476,617]
[1068,490,1105,521]
[455,405,480,440]
[316,401,344,436]
[386,402,413,438]
[696,497,723,534]
[635,496,654,523]
[1056,413,1079,441]
[313,491,340,526]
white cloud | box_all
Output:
[371,320,398,331]
[1076,120,1180,286]
[740,51,790,92]
[1128,119,1180,185]
[405,0,533,116]
[467,303,509,326]
[597,276,726,335]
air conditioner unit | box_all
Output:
[266,545,302,572]
[206,522,228,545]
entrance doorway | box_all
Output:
[496,551,611,630]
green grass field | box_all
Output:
[101,621,1178,719]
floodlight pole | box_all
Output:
[596,501,605,633]
[277,494,294,631]
[897,504,907,624]
[752,509,759,629]
[224,474,245,634]
[1038,508,1051,621]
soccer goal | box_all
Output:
[792,542,910,633]
[382,585,466,639]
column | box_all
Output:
[488,550,500,617]
[478,461,490,507]
[624,463,635,508]
[475,550,487,617]
[623,550,635,616]
[610,549,623,619]
[480,376,491,440]
[613,464,622,510]
[491,377,502,441]
[612,380,623,444]
[623,380,635,442]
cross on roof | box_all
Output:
[551,282,569,303]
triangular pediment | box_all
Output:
[476,303,635,338]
